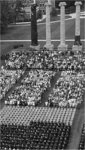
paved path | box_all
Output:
[67,101,84,150]
[69,11,85,19]
[8,11,85,27]
[8,17,74,27]
[38,71,61,107]
[0,39,85,42]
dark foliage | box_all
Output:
[0,0,10,33]
[51,7,57,17]
[37,9,42,20]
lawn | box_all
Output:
[1,18,84,40]
[0,18,85,55]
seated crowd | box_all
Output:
[4,49,85,71]
[5,51,28,69]
[1,48,84,150]
[0,122,71,150]
[78,123,85,150]
[5,50,57,70]
[0,106,76,150]
[54,54,85,71]
[5,70,56,106]
[1,49,85,107]
[1,49,85,108]
[48,71,85,107]
[0,67,24,100]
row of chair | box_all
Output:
[0,106,76,126]
[0,121,71,150]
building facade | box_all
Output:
[24,0,56,14]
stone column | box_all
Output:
[44,2,54,50]
[30,4,40,50]
[73,1,82,52]
[58,2,68,51]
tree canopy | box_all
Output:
[0,0,24,33]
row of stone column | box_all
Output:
[30,1,82,51]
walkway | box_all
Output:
[8,11,85,27]
[38,71,61,107]
[0,39,85,43]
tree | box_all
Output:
[14,0,24,22]
[0,0,10,33]
[50,7,57,17]
[37,9,42,20]
[0,0,25,33]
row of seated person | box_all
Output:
[0,67,24,100]
[5,51,28,69]
[48,71,85,107]
[78,124,85,150]
[4,49,85,70]
[5,70,56,106]
[1,121,71,150]
[26,51,84,71]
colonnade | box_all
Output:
[30,1,82,51]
